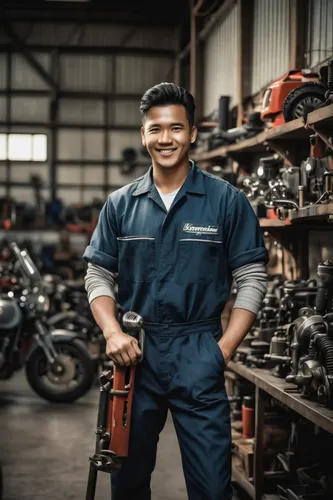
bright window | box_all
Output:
[0,133,47,161]
[32,135,47,161]
[0,135,6,160]
[8,134,32,160]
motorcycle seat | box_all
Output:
[63,280,85,291]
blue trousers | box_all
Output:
[111,319,232,500]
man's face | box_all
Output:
[141,104,197,170]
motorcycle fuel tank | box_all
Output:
[0,298,22,331]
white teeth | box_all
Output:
[159,149,175,153]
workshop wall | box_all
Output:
[306,0,333,68]
[251,0,290,95]
[203,3,239,116]
[0,22,176,205]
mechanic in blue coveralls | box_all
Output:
[83,82,269,500]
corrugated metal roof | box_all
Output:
[82,131,104,160]
[11,164,49,183]
[11,97,49,123]
[58,99,104,125]
[0,98,7,121]
[11,52,51,90]
[203,4,239,115]
[113,100,141,126]
[108,130,142,159]
[115,55,174,94]
[0,54,7,89]
[60,54,108,91]
[306,0,333,67]
[108,164,147,187]
[251,0,290,94]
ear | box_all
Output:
[141,127,146,147]
[190,126,198,144]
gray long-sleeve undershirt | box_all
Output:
[84,261,268,316]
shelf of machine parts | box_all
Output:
[288,202,333,222]
[193,104,333,163]
[227,361,333,435]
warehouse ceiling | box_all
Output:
[1,0,191,26]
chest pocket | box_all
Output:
[117,236,156,283]
[177,238,223,285]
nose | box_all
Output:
[158,129,172,144]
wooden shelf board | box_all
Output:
[265,117,306,141]
[259,218,288,227]
[227,134,265,153]
[193,146,228,162]
[306,103,333,130]
[228,361,333,435]
[193,105,333,163]
[289,202,333,221]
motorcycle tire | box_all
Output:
[282,82,326,122]
[25,338,95,403]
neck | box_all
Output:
[152,159,190,194]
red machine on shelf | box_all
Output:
[261,69,325,127]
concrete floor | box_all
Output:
[0,372,248,500]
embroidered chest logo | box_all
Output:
[183,223,219,236]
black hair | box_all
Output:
[140,82,195,127]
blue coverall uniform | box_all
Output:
[83,161,268,500]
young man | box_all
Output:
[83,82,268,500]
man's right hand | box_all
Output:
[104,327,142,366]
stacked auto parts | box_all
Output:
[283,261,333,408]
[234,275,318,372]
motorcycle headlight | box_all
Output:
[37,294,50,313]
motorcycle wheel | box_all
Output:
[25,339,95,403]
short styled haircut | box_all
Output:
[140,82,195,127]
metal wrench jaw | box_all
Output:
[99,369,114,390]
[122,311,143,329]
[89,450,122,472]
[122,311,145,361]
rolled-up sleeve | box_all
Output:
[225,191,268,271]
[82,196,118,272]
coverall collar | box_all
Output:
[132,160,206,197]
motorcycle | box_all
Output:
[0,242,95,403]
[43,274,108,370]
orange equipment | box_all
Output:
[261,70,322,127]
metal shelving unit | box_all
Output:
[193,104,333,164]
[289,203,333,222]
[227,361,333,500]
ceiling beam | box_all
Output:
[0,44,176,58]
[1,7,186,27]
[0,19,59,92]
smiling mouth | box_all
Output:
[156,148,177,155]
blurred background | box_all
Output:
[0,1,333,500]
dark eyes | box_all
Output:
[149,127,183,133]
